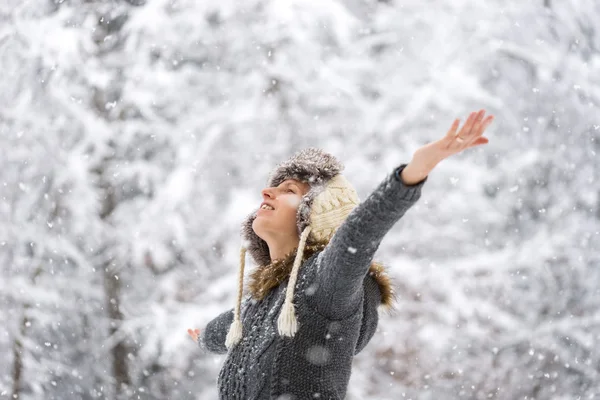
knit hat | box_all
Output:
[225,148,360,350]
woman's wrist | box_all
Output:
[400,160,434,185]
[400,144,444,185]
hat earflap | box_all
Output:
[308,174,359,242]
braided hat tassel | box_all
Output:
[277,226,312,337]
[225,246,247,350]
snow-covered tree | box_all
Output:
[1,0,598,399]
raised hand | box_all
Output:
[441,109,494,153]
[401,109,494,185]
[187,328,200,343]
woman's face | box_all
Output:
[252,179,311,242]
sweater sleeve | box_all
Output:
[354,274,381,355]
[309,163,427,319]
[198,308,234,354]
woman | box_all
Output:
[188,110,494,399]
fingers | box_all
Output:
[456,110,494,142]
[459,110,484,140]
[445,112,478,143]
[455,111,477,138]
[446,110,493,139]
[445,119,460,138]
[468,136,489,148]
[471,113,494,139]
[469,111,486,137]
[480,115,494,132]
[187,328,200,342]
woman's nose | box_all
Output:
[261,187,274,199]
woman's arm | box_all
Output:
[309,163,427,319]
[198,308,234,354]
[309,109,495,319]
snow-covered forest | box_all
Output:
[1,0,599,399]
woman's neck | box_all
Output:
[266,236,300,262]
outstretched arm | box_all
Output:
[310,164,426,319]
[309,109,495,319]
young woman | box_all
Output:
[188,110,494,399]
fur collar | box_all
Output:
[247,241,395,309]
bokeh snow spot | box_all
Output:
[305,283,318,296]
[305,345,331,366]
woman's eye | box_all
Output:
[287,189,295,193]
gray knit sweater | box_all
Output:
[198,164,427,399]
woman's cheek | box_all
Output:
[282,195,302,209]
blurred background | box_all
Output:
[1,0,599,399]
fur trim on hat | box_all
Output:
[266,147,343,188]
[241,211,272,267]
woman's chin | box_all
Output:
[252,219,267,239]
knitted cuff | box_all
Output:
[393,163,428,202]
[197,330,207,352]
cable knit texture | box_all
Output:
[198,164,427,399]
